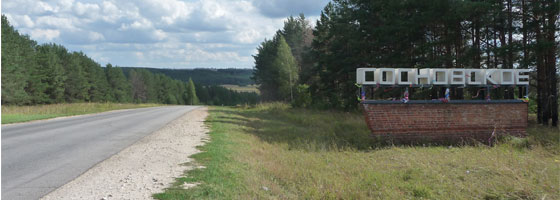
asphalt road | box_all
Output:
[1,106,200,200]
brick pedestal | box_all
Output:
[362,100,528,144]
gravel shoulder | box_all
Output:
[41,107,209,200]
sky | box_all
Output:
[1,0,328,69]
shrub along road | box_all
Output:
[1,106,200,200]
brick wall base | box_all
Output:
[362,102,528,144]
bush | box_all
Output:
[166,94,178,104]
[293,84,312,108]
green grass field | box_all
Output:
[220,84,260,94]
[1,103,163,124]
[155,103,559,199]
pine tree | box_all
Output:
[63,53,89,102]
[36,44,66,103]
[76,53,109,102]
[105,64,132,103]
[176,81,186,105]
[129,69,148,103]
[27,47,49,104]
[280,14,312,71]
[186,78,199,105]
[252,37,280,101]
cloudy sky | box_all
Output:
[2,0,328,69]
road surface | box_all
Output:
[2,106,200,200]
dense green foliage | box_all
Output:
[185,78,199,105]
[2,15,37,104]
[253,0,558,126]
[253,15,311,103]
[1,15,259,106]
[122,67,254,86]
[253,35,298,101]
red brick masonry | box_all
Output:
[362,101,528,143]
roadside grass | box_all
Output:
[1,102,163,124]
[155,103,559,199]
[152,106,247,199]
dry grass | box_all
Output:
[156,103,559,199]
[1,102,163,124]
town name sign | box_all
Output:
[356,68,530,86]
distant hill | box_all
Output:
[122,67,255,86]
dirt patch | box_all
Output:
[41,107,209,200]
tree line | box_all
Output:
[252,0,558,126]
[1,15,258,106]
[122,68,255,86]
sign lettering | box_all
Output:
[356,68,529,86]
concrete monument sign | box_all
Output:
[356,68,530,86]
[356,68,529,144]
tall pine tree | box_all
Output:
[186,78,199,105]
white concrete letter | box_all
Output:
[485,69,498,85]
[379,68,396,85]
[466,69,483,85]
[501,69,515,85]
[449,69,465,85]
[516,69,530,85]
[416,69,430,84]
[398,68,416,85]
[433,69,449,85]
[356,68,377,85]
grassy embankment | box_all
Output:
[1,103,163,124]
[155,103,559,200]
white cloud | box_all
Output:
[118,18,153,31]
[3,14,35,28]
[235,29,262,44]
[57,0,75,12]
[74,2,100,17]
[22,15,35,28]
[201,1,227,19]
[252,0,329,18]
[88,31,105,41]
[35,16,78,31]
[143,0,194,25]
[35,1,57,14]
[101,1,122,23]
[30,29,61,41]
[152,29,167,41]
